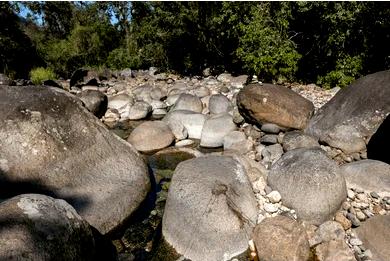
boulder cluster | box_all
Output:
[0,68,389,261]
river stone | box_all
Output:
[315,240,357,261]
[171,93,203,113]
[2,194,115,259]
[282,130,320,151]
[340,159,390,195]
[200,113,237,148]
[306,70,390,154]
[253,216,311,261]
[107,93,134,118]
[79,90,108,118]
[355,215,390,261]
[0,194,113,260]
[127,121,174,153]
[268,148,347,225]
[223,131,248,151]
[208,94,233,114]
[0,86,150,235]
[237,83,315,130]
[162,155,257,261]
[128,101,152,120]
[261,123,281,134]
[163,110,207,139]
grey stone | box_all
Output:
[0,86,150,235]
[306,70,390,154]
[260,134,278,144]
[208,94,233,114]
[128,121,174,153]
[340,160,390,194]
[163,110,207,139]
[200,113,236,148]
[79,90,108,118]
[0,194,112,260]
[107,93,134,118]
[282,130,320,151]
[268,148,347,225]
[261,123,281,134]
[162,156,257,261]
[128,101,152,120]
[171,93,203,113]
[261,144,284,165]
[253,216,311,261]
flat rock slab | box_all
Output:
[237,83,314,130]
[0,86,150,235]
[162,155,258,261]
[306,70,390,154]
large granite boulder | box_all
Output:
[268,148,347,225]
[355,215,390,261]
[306,70,390,155]
[0,194,115,260]
[161,156,258,261]
[171,93,203,113]
[200,113,236,148]
[340,160,390,195]
[237,83,314,130]
[252,216,311,261]
[163,110,207,139]
[0,86,150,234]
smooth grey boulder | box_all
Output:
[208,94,233,114]
[253,216,311,261]
[355,215,390,261]
[0,86,150,235]
[127,121,174,153]
[171,93,203,113]
[0,194,103,260]
[162,156,257,261]
[268,148,347,225]
[306,70,390,154]
[223,131,247,150]
[200,113,236,147]
[107,93,134,118]
[237,83,315,130]
[128,101,152,120]
[340,160,390,195]
[163,110,207,139]
[282,130,320,151]
[79,90,108,118]
[261,123,281,134]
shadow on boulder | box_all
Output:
[367,115,390,164]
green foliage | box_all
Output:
[29,67,56,84]
[3,1,390,88]
[317,55,363,88]
[237,3,301,82]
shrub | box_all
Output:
[29,67,56,85]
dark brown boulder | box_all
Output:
[237,83,314,130]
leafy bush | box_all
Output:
[236,3,301,82]
[29,67,56,84]
[106,47,141,70]
[317,55,363,88]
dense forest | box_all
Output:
[1,1,390,88]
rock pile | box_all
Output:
[0,67,389,260]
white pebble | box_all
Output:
[264,203,278,213]
[267,190,282,203]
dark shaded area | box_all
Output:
[0,174,91,212]
[367,115,390,164]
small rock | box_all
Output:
[175,139,194,147]
[347,189,355,199]
[349,238,363,246]
[370,192,380,199]
[261,123,281,134]
[267,191,282,203]
[335,212,352,230]
[346,213,361,227]
[260,134,278,144]
[264,203,279,213]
